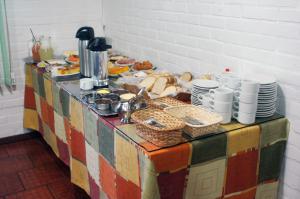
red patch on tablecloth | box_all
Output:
[116,174,141,199]
[149,143,191,172]
[40,98,49,125]
[64,117,71,146]
[24,86,36,109]
[71,128,86,164]
[57,138,70,166]
[38,116,44,135]
[89,175,100,199]
[100,155,117,199]
[47,105,55,133]
[157,169,188,199]
[225,150,259,194]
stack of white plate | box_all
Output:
[249,75,277,118]
[191,79,219,106]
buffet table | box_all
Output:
[23,63,289,199]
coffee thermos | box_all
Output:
[75,27,94,77]
[87,37,111,87]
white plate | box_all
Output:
[248,74,276,85]
[47,59,66,65]
[192,79,219,88]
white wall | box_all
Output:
[103,0,300,198]
[0,0,104,138]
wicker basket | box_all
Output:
[147,97,187,110]
[164,105,223,138]
[132,108,186,147]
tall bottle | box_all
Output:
[76,27,94,77]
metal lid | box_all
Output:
[87,37,112,52]
[75,26,94,40]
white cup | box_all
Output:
[225,76,241,90]
[217,110,232,124]
[209,88,234,102]
[234,92,258,104]
[233,101,257,114]
[238,80,260,94]
[80,78,94,90]
[232,111,256,125]
[197,93,211,107]
[209,100,232,113]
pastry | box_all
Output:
[159,86,177,97]
[180,72,193,82]
[152,77,168,95]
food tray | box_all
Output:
[164,105,223,138]
[147,97,187,110]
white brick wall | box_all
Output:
[103,0,300,198]
[0,0,104,138]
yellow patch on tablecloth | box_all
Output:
[43,123,59,157]
[227,125,260,156]
[70,97,84,133]
[115,132,140,186]
[25,64,33,87]
[23,108,39,131]
[71,158,90,194]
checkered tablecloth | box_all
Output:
[23,64,289,199]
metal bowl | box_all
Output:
[94,98,112,111]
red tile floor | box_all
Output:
[0,135,90,199]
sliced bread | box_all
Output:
[152,77,168,95]
[139,76,156,91]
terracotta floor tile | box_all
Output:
[19,164,65,189]
[48,178,90,199]
[0,155,33,175]
[5,139,47,156]
[28,149,55,167]
[0,174,24,197]
[4,186,53,199]
[0,145,8,158]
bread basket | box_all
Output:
[164,105,223,138]
[131,108,186,147]
[147,97,187,110]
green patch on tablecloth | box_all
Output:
[37,73,46,98]
[191,133,227,165]
[260,118,289,147]
[83,106,99,152]
[259,140,286,182]
[31,68,39,94]
[59,89,70,119]
[52,82,63,115]
[98,119,115,166]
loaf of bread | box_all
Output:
[152,77,168,95]
[159,86,177,97]
[139,76,156,91]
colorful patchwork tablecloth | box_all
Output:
[23,64,289,199]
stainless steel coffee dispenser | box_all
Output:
[75,27,94,77]
[87,37,112,87]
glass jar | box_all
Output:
[39,36,54,61]
[31,39,41,63]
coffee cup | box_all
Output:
[232,111,256,125]
[234,92,258,104]
[197,93,211,107]
[209,88,234,102]
[233,101,257,114]
[237,80,260,94]
[209,100,232,113]
[80,78,94,90]
[216,110,232,124]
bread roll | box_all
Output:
[180,72,192,82]
[159,86,177,97]
[152,77,168,95]
[139,77,156,91]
